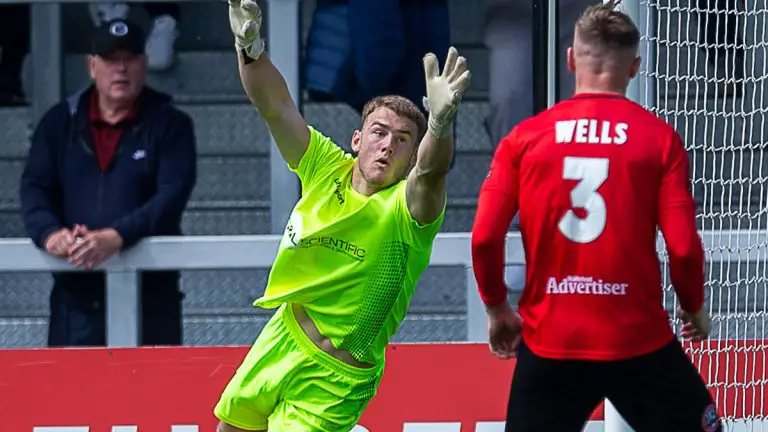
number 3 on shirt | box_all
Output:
[558,156,609,244]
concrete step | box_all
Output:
[0,208,275,238]
[652,43,763,103]
[654,96,768,154]
[21,47,490,106]
[4,97,768,234]
[0,156,270,210]
[0,100,495,234]
[689,147,768,209]
[0,101,495,200]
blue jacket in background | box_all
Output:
[304,0,451,113]
[19,85,197,302]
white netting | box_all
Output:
[642,0,768,427]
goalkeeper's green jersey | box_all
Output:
[253,126,444,366]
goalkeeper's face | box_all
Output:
[88,51,147,105]
[352,107,419,189]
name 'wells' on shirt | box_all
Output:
[555,119,628,145]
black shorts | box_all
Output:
[505,339,722,432]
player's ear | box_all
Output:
[351,130,362,153]
[566,47,576,73]
[629,56,642,79]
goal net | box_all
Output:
[640,0,768,428]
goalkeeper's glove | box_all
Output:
[422,46,471,139]
[228,0,266,62]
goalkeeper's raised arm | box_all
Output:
[229,0,309,169]
[405,48,470,225]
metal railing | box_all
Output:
[0,232,525,346]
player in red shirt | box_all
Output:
[470,1,721,431]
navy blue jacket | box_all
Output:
[19,85,197,298]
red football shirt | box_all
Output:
[471,93,705,361]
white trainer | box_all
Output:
[88,2,130,27]
[146,14,179,72]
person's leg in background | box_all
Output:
[141,3,181,72]
[0,5,30,106]
[483,0,533,148]
[303,0,404,113]
[346,0,406,112]
[697,0,744,97]
[399,0,454,168]
[47,283,107,347]
[140,275,184,346]
[303,0,356,107]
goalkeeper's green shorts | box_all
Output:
[214,303,383,431]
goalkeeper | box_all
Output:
[214,1,470,431]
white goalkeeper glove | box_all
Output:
[422,46,471,139]
[228,0,266,62]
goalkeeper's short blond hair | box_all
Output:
[575,0,640,53]
[361,95,427,142]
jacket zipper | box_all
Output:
[79,134,105,226]
[97,173,104,226]
[78,119,137,228]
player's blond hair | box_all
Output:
[361,95,427,142]
[575,0,640,53]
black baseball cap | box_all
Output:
[91,19,146,57]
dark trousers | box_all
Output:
[697,0,743,57]
[48,284,183,347]
[505,339,722,432]
[0,5,29,97]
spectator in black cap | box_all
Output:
[89,2,181,71]
[19,17,198,348]
[88,18,148,108]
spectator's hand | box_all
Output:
[44,228,76,258]
[229,0,265,60]
[486,300,523,360]
[678,307,711,342]
[422,46,472,139]
[67,227,124,270]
